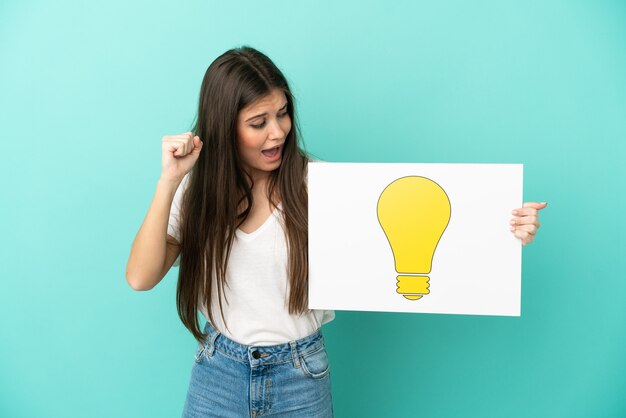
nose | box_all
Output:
[267,118,286,141]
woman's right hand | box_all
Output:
[160,131,203,182]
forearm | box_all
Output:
[125,176,181,290]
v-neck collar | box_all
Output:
[235,204,281,241]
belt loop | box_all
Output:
[289,341,301,368]
[206,324,220,357]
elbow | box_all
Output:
[125,270,155,291]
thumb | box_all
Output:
[192,136,203,152]
[523,201,548,210]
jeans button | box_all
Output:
[252,350,261,359]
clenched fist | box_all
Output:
[160,131,203,182]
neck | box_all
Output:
[245,168,271,190]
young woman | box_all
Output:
[126,46,547,417]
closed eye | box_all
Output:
[250,110,289,129]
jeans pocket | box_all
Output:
[300,347,330,379]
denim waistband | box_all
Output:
[201,321,325,367]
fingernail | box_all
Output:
[512,210,518,215]
[510,220,515,225]
[510,226,515,232]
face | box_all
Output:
[236,88,292,180]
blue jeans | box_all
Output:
[182,321,334,417]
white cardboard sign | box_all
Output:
[308,162,523,316]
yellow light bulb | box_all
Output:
[377,176,451,300]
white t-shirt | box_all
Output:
[167,172,335,346]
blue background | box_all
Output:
[1,1,625,417]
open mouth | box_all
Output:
[261,145,282,160]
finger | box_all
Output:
[512,207,538,216]
[517,230,535,245]
[164,135,189,147]
[523,202,548,210]
[166,133,191,140]
[510,215,538,226]
[172,139,187,156]
[514,229,530,241]
[184,133,197,154]
[511,224,537,235]
[192,136,203,153]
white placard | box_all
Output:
[308,162,523,316]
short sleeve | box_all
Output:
[321,310,335,325]
[167,173,191,266]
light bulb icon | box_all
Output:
[377,176,451,300]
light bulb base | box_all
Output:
[396,275,430,300]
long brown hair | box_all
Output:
[176,46,310,343]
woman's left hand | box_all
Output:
[510,202,548,246]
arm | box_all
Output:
[125,177,182,290]
[125,131,203,290]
